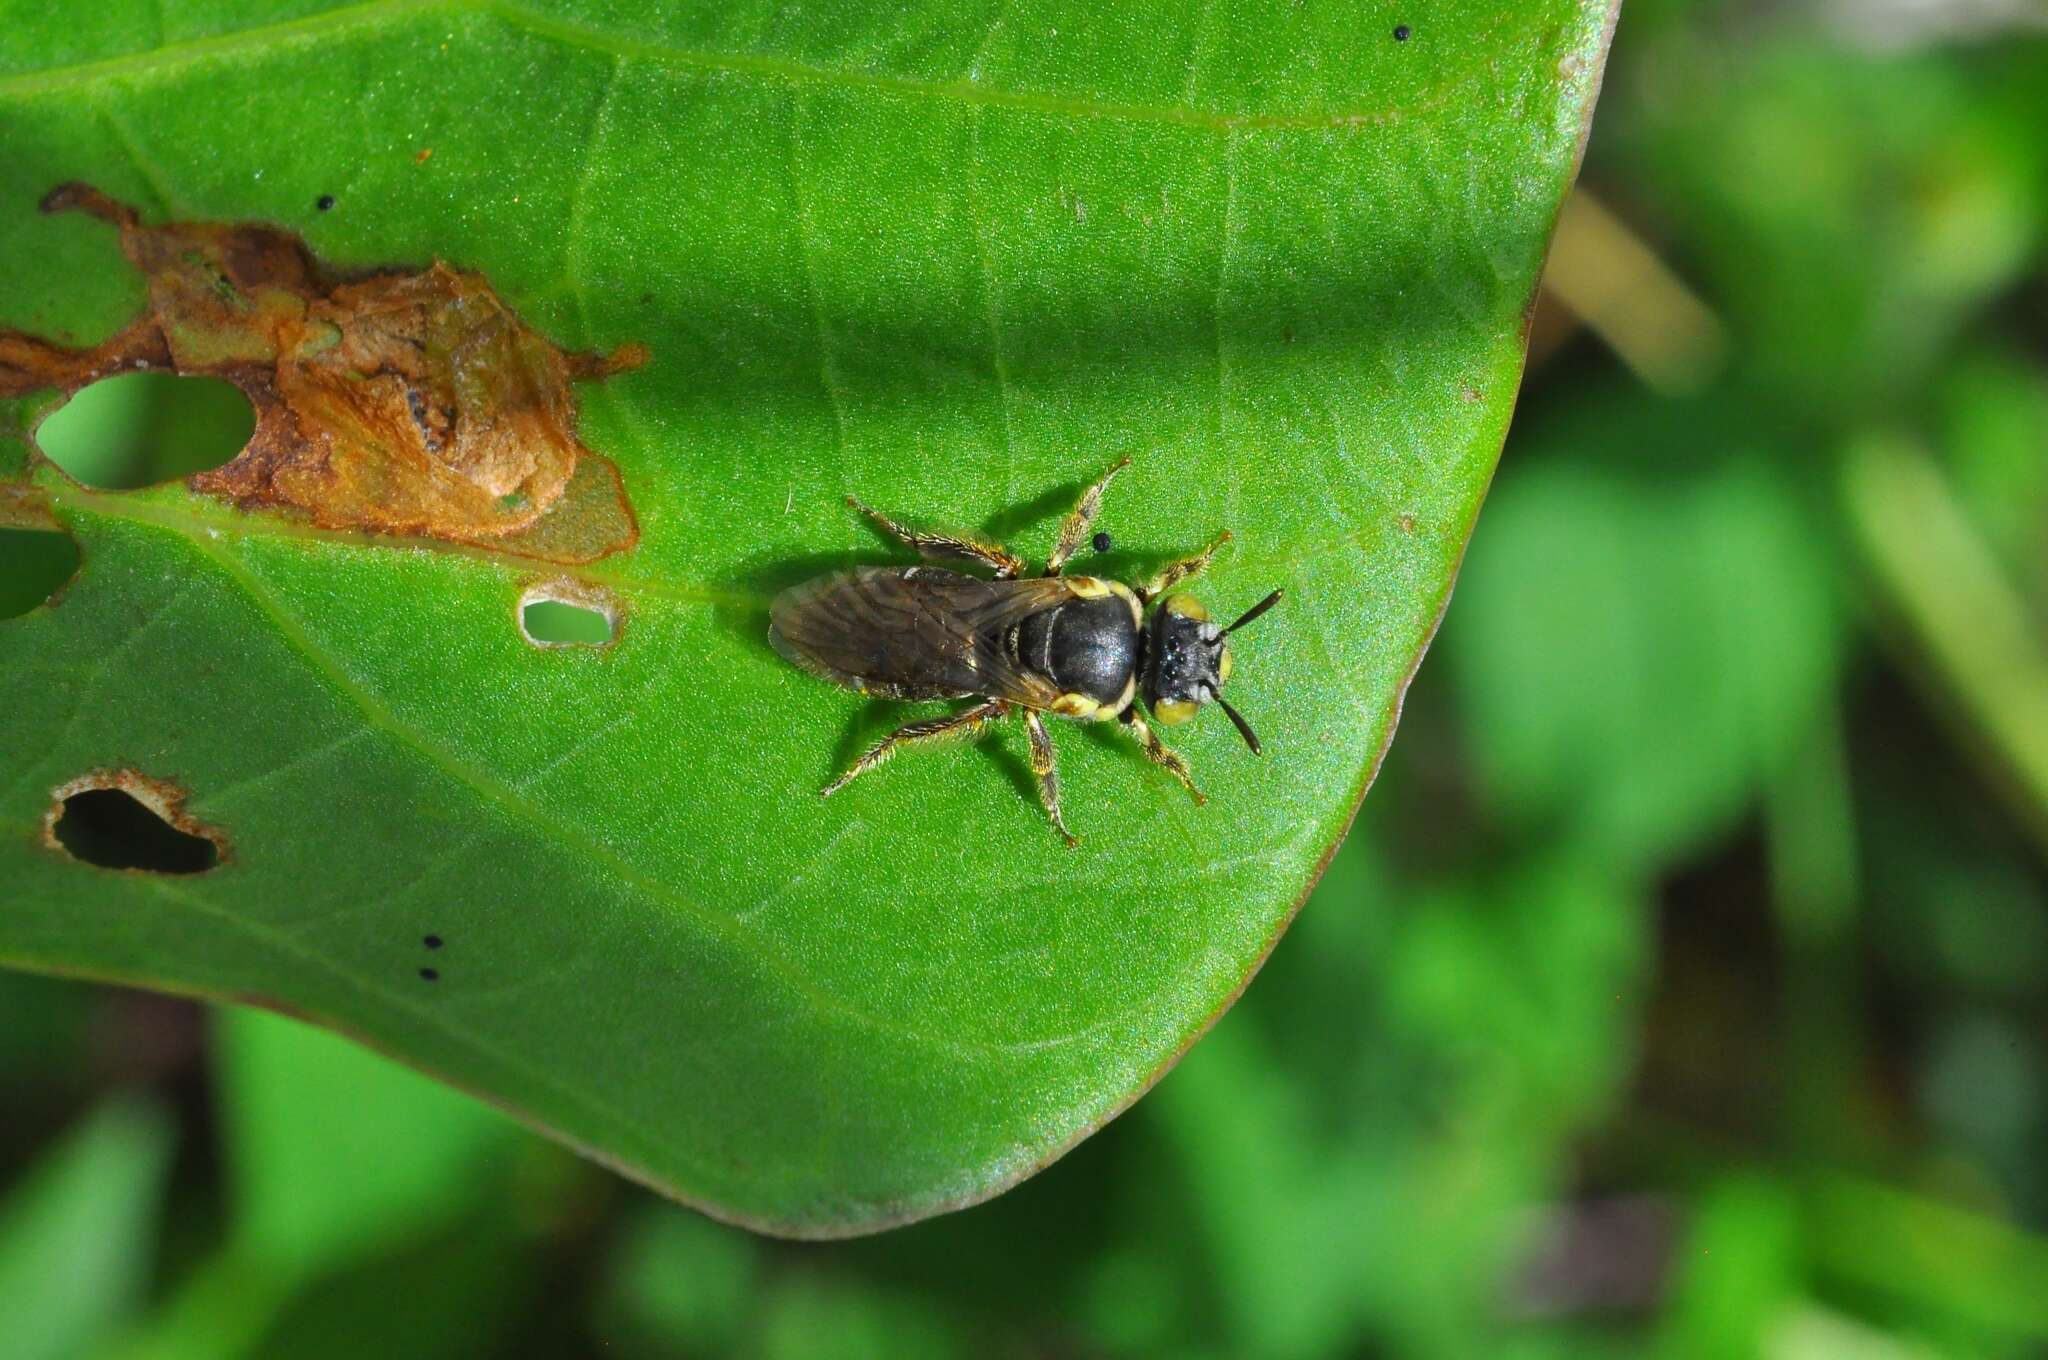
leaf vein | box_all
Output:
[783,90,854,462]
[1,577,195,805]
[138,871,714,1192]
[0,0,1433,135]
[966,106,1021,504]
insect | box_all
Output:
[769,457,1281,845]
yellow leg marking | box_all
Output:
[1141,529,1231,601]
[1045,455,1130,576]
[1120,708,1205,805]
[822,701,1009,798]
[1024,709,1077,847]
[847,497,1028,578]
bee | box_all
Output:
[769,457,1281,844]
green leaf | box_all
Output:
[0,0,1614,1233]
[0,1097,173,1360]
[599,1205,764,1359]
[1154,845,1644,1357]
[1447,387,1841,870]
[217,1006,527,1277]
[107,1010,548,1360]
[1652,1176,1799,1360]
[1613,35,2044,413]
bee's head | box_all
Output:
[1140,589,1282,752]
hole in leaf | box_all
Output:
[0,528,80,617]
[523,601,614,644]
[50,788,219,874]
[37,371,255,490]
[518,581,619,647]
[4,187,642,559]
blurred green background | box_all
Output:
[7,2,2048,1356]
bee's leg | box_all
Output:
[1023,710,1077,846]
[847,498,1028,578]
[1117,707,1206,805]
[822,700,1009,798]
[1043,455,1131,576]
[1138,530,1231,603]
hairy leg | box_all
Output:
[1023,709,1077,846]
[1118,707,1205,805]
[1140,529,1231,602]
[822,700,1010,798]
[1044,455,1130,576]
[847,497,1028,578]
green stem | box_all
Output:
[1762,692,1865,1160]
[1842,435,2048,858]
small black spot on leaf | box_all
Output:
[423,934,443,949]
[1092,531,1113,555]
[1393,23,1411,40]
[419,967,440,982]
[316,194,336,212]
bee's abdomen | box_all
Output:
[1014,593,1138,711]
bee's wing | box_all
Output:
[770,568,1074,707]
[953,575,1086,710]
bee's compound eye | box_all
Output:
[1163,595,1210,622]
[1153,698,1199,725]
[1217,644,1234,684]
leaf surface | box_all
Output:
[0,0,1614,1233]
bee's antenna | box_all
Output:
[1224,589,1283,634]
[1216,696,1263,755]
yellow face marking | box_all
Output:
[1164,595,1209,621]
[1153,698,1199,725]
[1217,644,1233,684]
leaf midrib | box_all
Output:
[38,478,1307,597]
[42,481,746,607]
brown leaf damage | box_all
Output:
[43,768,230,871]
[0,185,645,563]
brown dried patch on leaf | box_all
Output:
[0,481,56,530]
[0,184,643,564]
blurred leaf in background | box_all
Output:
[0,1098,172,1360]
[1447,388,1841,872]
